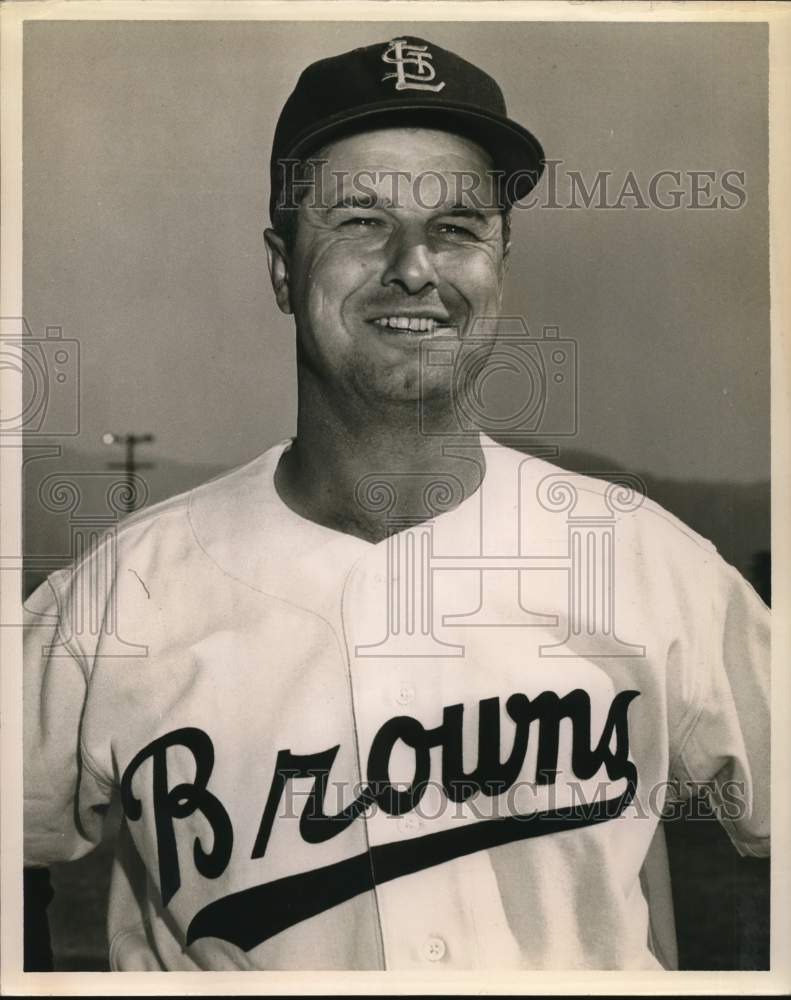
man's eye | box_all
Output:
[436,223,476,238]
[340,216,382,228]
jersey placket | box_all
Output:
[340,512,523,970]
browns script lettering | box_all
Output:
[120,686,639,950]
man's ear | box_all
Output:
[263,229,293,315]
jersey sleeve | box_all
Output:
[23,566,113,867]
[668,553,770,857]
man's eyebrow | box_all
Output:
[440,204,492,224]
[326,194,394,211]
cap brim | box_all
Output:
[282,100,545,205]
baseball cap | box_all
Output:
[269,36,545,221]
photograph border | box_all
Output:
[1,1,789,995]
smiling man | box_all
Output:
[23,36,769,972]
[262,40,538,542]
[267,126,507,540]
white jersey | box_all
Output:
[23,435,770,971]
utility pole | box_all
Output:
[103,432,155,514]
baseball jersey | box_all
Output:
[23,434,770,971]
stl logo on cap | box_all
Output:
[381,38,446,93]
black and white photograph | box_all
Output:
[1,1,789,992]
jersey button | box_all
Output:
[422,936,446,962]
[396,683,415,705]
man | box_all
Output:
[23,36,769,971]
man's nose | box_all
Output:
[381,231,439,295]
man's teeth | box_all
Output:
[373,316,443,332]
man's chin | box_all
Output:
[354,369,455,409]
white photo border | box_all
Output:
[1,1,789,995]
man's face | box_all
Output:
[266,127,507,405]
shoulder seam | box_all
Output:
[44,574,92,677]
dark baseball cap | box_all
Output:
[269,36,545,221]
